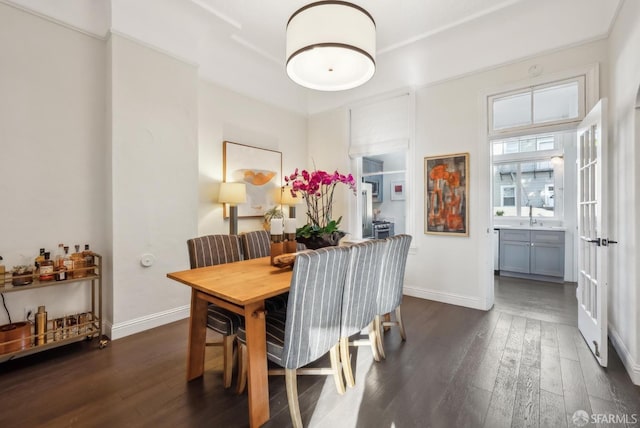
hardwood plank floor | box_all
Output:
[1,276,638,428]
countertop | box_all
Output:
[494,225,567,231]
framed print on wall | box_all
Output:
[390,180,405,201]
[424,152,469,236]
[223,141,282,218]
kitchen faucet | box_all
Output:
[529,204,537,226]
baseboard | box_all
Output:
[609,326,640,386]
[404,286,487,310]
[110,305,191,340]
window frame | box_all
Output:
[488,76,585,136]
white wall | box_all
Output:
[308,40,609,311]
[109,34,198,338]
[197,80,307,235]
[0,3,106,325]
[607,0,640,385]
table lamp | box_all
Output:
[219,182,247,235]
[279,187,302,219]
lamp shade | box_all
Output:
[280,188,302,206]
[286,1,376,91]
[218,182,247,205]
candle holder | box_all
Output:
[270,242,284,265]
[284,233,297,253]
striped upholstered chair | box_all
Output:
[240,230,271,260]
[239,230,288,313]
[339,239,388,387]
[187,234,243,388]
[237,246,350,427]
[374,234,413,359]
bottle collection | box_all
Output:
[30,305,94,346]
[30,244,95,283]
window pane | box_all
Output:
[519,162,555,217]
[533,82,579,124]
[493,165,517,217]
[493,92,531,130]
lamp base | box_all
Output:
[229,205,239,235]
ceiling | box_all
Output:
[4,0,622,114]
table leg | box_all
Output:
[187,290,208,381]
[244,300,269,428]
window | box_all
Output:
[489,76,585,135]
[492,130,572,219]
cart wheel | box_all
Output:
[99,338,109,349]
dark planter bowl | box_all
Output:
[296,231,346,250]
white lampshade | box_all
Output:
[286,1,376,91]
[218,182,247,205]
[281,188,302,206]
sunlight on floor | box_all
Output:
[307,342,375,427]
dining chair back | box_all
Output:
[187,234,243,268]
[240,230,271,260]
[186,234,244,388]
[339,239,387,386]
[375,234,412,359]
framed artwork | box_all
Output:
[390,180,405,201]
[424,153,469,236]
[223,141,282,218]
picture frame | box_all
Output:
[424,152,469,236]
[223,141,282,218]
[390,180,405,201]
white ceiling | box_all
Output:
[4,0,622,114]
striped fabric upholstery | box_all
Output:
[186,235,244,335]
[237,310,287,366]
[240,230,289,312]
[341,240,387,338]
[187,235,242,268]
[377,234,412,315]
[240,230,271,260]
[281,246,350,369]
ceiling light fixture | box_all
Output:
[286,1,376,91]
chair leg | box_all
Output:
[367,321,381,362]
[396,306,407,341]
[329,344,345,395]
[383,313,392,332]
[236,342,247,394]
[374,315,386,359]
[222,334,236,388]
[285,369,303,428]
[340,337,355,388]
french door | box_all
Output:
[576,99,608,366]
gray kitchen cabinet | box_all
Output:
[499,228,565,281]
[499,229,530,273]
[530,231,565,277]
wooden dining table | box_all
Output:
[167,256,292,428]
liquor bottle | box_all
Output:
[39,252,55,281]
[35,248,45,270]
[55,243,65,268]
[35,306,47,345]
[71,245,87,278]
[83,244,94,275]
[62,246,74,278]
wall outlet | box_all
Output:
[24,307,35,321]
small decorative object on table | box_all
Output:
[284,218,298,253]
[270,218,285,265]
[272,253,296,268]
[284,168,357,249]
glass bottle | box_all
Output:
[62,246,74,278]
[83,244,94,275]
[55,243,65,268]
[71,245,87,278]
[35,248,45,271]
[39,252,55,281]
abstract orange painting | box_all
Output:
[424,153,469,236]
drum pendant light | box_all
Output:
[286,1,376,91]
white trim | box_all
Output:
[110,305,191,340]
[609,326,640,386]
[403,285,490,311]
[108,30,200,68]
[0,0,108,40]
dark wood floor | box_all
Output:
[1,277,639,428]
